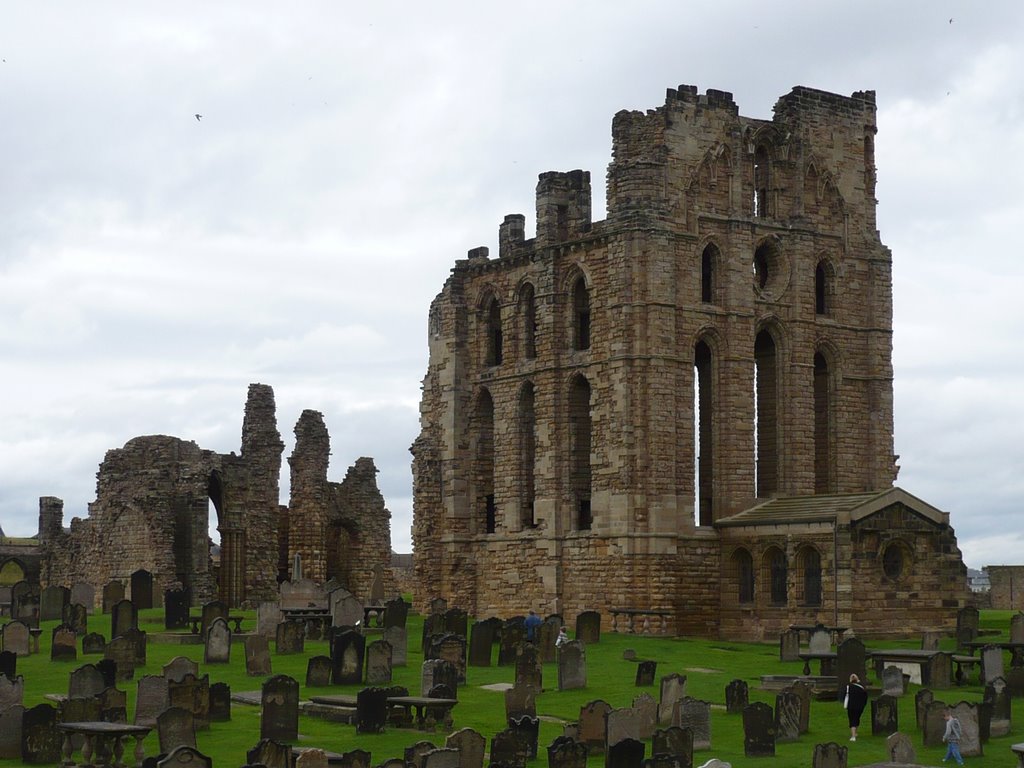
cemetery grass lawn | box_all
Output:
[3,609,1020,767]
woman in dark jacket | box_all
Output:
[844,673,869,741]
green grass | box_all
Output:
[3,609,1021,767]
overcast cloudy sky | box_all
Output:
[1,2,1021,568]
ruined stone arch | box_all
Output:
[813,340,840,494]
[693,326,724,526]
[794,543,823,607]
[326,516,361,590]
[0,557,26,585]
[567,373,593,531]
[517,380,538,529]
[562,265,591,352]
[469,386,497,535]
[814,254,838,316]
[729,546,754,604]
[695,236,724,305]
[748,125,783,218]
[476,286,504,367]
[754,317,787,499]
[514,278,539,361]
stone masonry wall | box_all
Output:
[987,566,1024,610]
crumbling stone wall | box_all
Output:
[412,83,963,638]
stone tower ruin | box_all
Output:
[412,84,966,638]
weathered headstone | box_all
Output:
[635,661,657,687]
[331,629,366,685]
[633,692,657,740]
[204,617,232,664]
[97,658,117,688]
[330,589,364,628]
[442,607,468,637]
[1012,613,1024,644]
[102,580,125,614]
[950,701,982,757]
[538,618,560,664]
[956,606,980,650]
[505,683,537,719]
[808,626,831,653]
[0,674,24,710]
[210,681,231,721]
[490,729,527,768]
[21,702,61,764]
[366,639,394,684]
[775,689,800,742]
[111,598,138,638]
[12,581,40,627]
[98,685,128,723]
[547,735,588,768]
[915,688,933,730]
[743,701,775,757]
[558,640,586,691]
[790,680,812,734]
[134,674,170,727]
[131,569,154,609]
[579,699,613,752]
[811,742,847,768]
[674,698,711,750]
[258,600,283,637]
[69,663,105,698]
[122,626,147,666]
[498,617,527,665]
[168,673,210,731]
[651,726,692,767]
[247,738,294,768]
[246,633,273,676]
[446,727,486,768]
[871,693,898,736]
[421,659,458,697]
[356,686,389,734]
[468,618,498,667]
[158,745,212,768]
[0,650,15,681]
[105,634,137,681]
[886,732,916,764]
[383,597,409,629]
[63,602,88,635]
[305,655,333,687]
[921,629,943,651]
[384,625,408,666]
[922,700,949,747]
[984,676,1011,737]
[406,740,440,768]
[165,588,190,630]
[508,714,540,759]
[82,632,106,655]
[432,632,467,684]
[605,737,644,768]
[882,665,905,697]
[924,651,952,689]
[295,748,329,768]
[515,642,543,692]
[261,674,299,743]
[725,679,748,714]
[40,585,68,622]
[779,629,800,661]
[0,704,23,759]
[835,638,866,700]
[606,707,642,748]
[51,624,78,661]
[981,644,1004,685]
[163,656,199,683]
[2,620,30,656]
[276,620,305,654]
[70,583,95,612]
[200,600,228,638]
[158,707,197,753]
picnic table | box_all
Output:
[58,721,151,768]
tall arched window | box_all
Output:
[813,352,834,493]
[572,276,590,351]
[733,548,754,604]
[753,144,770,217]
[518,382,537,528]
[754,329,779,498]
[569,375,592,530]
[815,262,828,315]
[701,244,719,304]
[471,389,496,534]
[520,283,537,360]
[763,547,787,605]
[799,546,822,606]
[695,339,714,526]
[484,295,503,366]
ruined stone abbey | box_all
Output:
[411,84,968,638]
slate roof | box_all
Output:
[715,486,948,528]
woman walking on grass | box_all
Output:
[843,673,868,741]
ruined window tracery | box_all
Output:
[797,546,822,606]
[520,283,537,360]
[695,339,714,525]
[754,328,779,498]
[763,546,787,605]
[753,144,770,218]
[518,382,537,528]
[733,548,754,604]
[471,389,496,534]
[484,295,503,366]
[701,244,719,304]
[813,351,834,493]
[569,375,592,531]
[571,276,590,351]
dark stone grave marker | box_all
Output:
[2,620,30,656]
[811,742,847,768]
[356,686,389,734]
[658,674,686,724]
[111,598,138,638]
[40,585,68,622]
[158,707,197,753]
[51,624,78,661]
[245,633,273,676]
[445,727,486,768]
[575,611,601,644]
[366,639,394,685]
[247,738,294,768]
[871,693,898,736]
[984,675,1011,737]
[509,714,540,759]
[468,618,499,667]
[742,701,775,757]
[578,699,612,752]
[499,617,526,665]
[70,583,95,612]
[63,602,88,635]
[82,632,106,655]
[725,678,748,714]
[505,683,536,719]
[210,681,231,721]
[134,674,170,727]
[0,704,23,759]
[163,656,198,682]
[331,629,366,685]
[158,745,212,768]
[515,643,542,691]
[204,617,232,664]
[558,640,586,691]
[261,674,299,743]
[383,597,409,629]
[22,702,61,764]
[164,588,190,630]
[383,625,407,666]
[775,689,800,742]
[276,620,305,655]
[651,726,692,768]
[305,655,333,687]
[0,674,23,710]
[102,580,124,614]
[605,737,644,768]
[673,698,711,750]
[0,650,15,681]
[779,629,800,661]
[131,569,154,609]
[635,661,656,687]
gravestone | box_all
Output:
[981,644,1004,685]
[921,630,942,651]
[63,602,88,635]
[515,643,543,691]
[70,583,95,612]
[366,639,394,684]
[633,692,657,739]
[384,625,408,666]
[3,620,30,656]
[1012,613,1024,643]
[433,633,467,683]
[102,580,125,613]
[306,655,333,687]
[422,748,461,768]
[0,674,24,709]
[922,700,949,747]
[0,704,23,759]
[576,612,601,643]
[97,658,117,688]
[163,656,199,683]
[923,651,952,689]
[356,686,389,734]
[134,674,170,727]
[508,714,540,758]
[258,601,283,637]
[790,680,812,734]
[743,701,775,757]
[775,689,800,742]
[210,681,231,721]
[915,688,933,730]
[331,589,364,630]
[422,614,445,654]
[204,617,232,664]
[105,635,137,680]
[779,629,800,661]
[0,650,15,681]
[406,740,439,768]
[558,640,586,690]
[12,581,40,627]
[246,633,273,676]
[886,731,916,764]
[538,618,560,663]
[442,607,468,637]
[811,742,847,768]
[469,618,498,666]
[331,630,366,685]
[98,686,128,723]
[201,601,228,637]
[111,598,138,638]
[22,702,61,764]
[158,746,212,768]
[158,707,197,752]
[82,632,106,655]
[606,707,642,747]
[635,661,657,687]
[40,585,68,622]
[808,626,831,653]
[247,738,294,768]
[69,663,105,698]
[122,626,147,666]
[950,701,982,757]
[605,737,644,768]
[725,679,748,714]
[51,624,78,661]
[835,638,867,700]
[261,674,299,743]
[547,735,588,768]
[499,617,527,665]
[429,597,448,615]
[489,730,527,768]
[956,606,980,650]
[421,659,458,697]
[445,727,486,768]
[165,588,190,630]
[131,569,154,609]
[871,693,898,736]
[383,597,409,629]
[168,673,210,731]
[883,665,905,696]
[60,699,101,738]
[276,620,305,654]
[295,749,329,768]
[652,726,692,768]
[578,699,613,751]
[505,683,537,719]
[674,698,711,750]
[984,676,1010,737]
